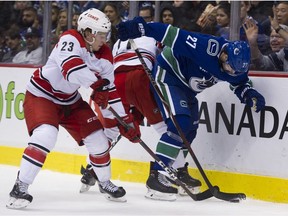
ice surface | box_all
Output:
[0,165,287,216]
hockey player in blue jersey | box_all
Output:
[116,17,266,201]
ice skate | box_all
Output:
[145,162,178,201]
[6,177,33,209]
[79,164,98,193]
[98,180,126,202]
[170,163,202,196]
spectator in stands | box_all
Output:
[19,6,42,40]
[244,18,288,71]
[51,5,60,33]
[159,3,178,26]
[53,9,68,38]
[139,6,154,23]
[269,24,288,52]
[2,28,25,63]
[72,12,80,30]
[103,2,123,49]
[12,27,43,65]
[270,4,288,42]
[215,2,230,39]
[275,1,288,26]
[103,2,122,27]
[10,1,33,29]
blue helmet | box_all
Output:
[225,41,251,75]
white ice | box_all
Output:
[0,165,287,216]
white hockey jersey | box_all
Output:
[112,37,157,71]
[27,29,115,105]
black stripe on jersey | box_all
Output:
[23,155,43,167]
[30,78,79,103]
[60,55,81,67]
[90,161,111,168]
[66,64,88,82]
[28,142,51,154]
[108,86,116,92]
[108,98,122,104]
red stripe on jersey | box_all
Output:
[114,52,155,65]
[61,57,85,79]
[114,52,137,63]
[108,88,121,102]
[89,153,110,165]
[24,145,47,164]
[31,69,77,100]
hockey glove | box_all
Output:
[117,16,148,41]
[118,114,141,143]
[234,84,265,113]
[90,79,110,109]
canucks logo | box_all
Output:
[207,39,219,56]
[189,76,218,93]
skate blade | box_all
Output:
[145,189,177,201]
[80,183,91,193]
[6,197,31,209]
[103,194,127,202]
[178,186,201,196]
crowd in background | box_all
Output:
[0,1,287,71]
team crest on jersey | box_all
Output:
[189,76,218,93]
[206,39,219,56]
[180,100,188,108]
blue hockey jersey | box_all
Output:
[145,23,249,95]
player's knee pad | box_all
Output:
[104,127,119,142]
[29,124,58,152]
[84,130,110,155]
[84,130,111,168]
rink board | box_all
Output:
[0,65,288,203]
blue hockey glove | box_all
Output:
[117,16,148,41]
[234,85,265,113]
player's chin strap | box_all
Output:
[107,105,212,201]
[128,39,246,203]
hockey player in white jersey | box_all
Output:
[79,36,202,201]
[6,8,140,209]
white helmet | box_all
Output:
[77,8,111,35]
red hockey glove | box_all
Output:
[90,79,110,109]
[118,114,141,143]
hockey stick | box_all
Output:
[107,105,213,201]
[129,39,246,202]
